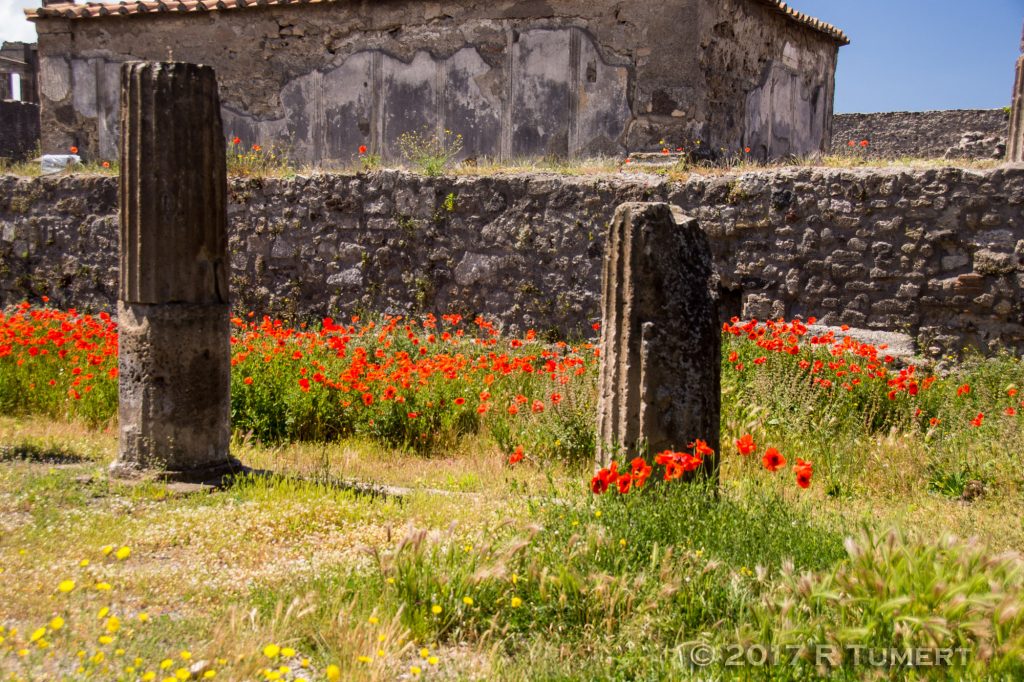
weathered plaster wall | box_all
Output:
[0,101,40,161]
[832,110,1009,160]
[2,166,1022,356]
[33,0,839,164]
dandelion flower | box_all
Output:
[101,545,114,556]
[138,613,150,623]
[30,627,46,642]
[357,655,372,664]
[95,582,112,591]
[325,665,341,681]
[411,666,422,676]
[431,605,442,615]
[420,648,430,658]
[49,617,64,631]
[428,656,439,665]
[368,616,379,625]
[160,659,173,669]
[281,647,295,657]
[510,597,523,608]
[115,547,131,561]
[263,644,281,659]
[58,580,76,593]
[79,559,90,567]
[462,596,474,606]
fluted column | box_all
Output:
[595,203,720,479]
[110,62,239,481]
[1009,23,1024,163]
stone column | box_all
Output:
[595,203,720,478]
[110,62,239,481]
[1010,23,1024,163]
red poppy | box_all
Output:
[243,376,253,385]
[232,137,241,145]
[744,147,751,154]
[531,399,545,414]
[509,446,525,464]
[616,473,633,494]
[735,433,756,456]
[1004,407,1016,416]
[762,447,785,472]
[957,384,970,397]
[550,393,562,405]
[359,145,368,155]
[859,139,869,148]
[970,412,984,428]
[362,392,374,406]
[102,161,110,169]
[70,146,79,154]
[454,397,465,406]
[298,378,310,392]
[252,144,262,152]
[794,458,813,488]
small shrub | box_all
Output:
[397,127,463,177]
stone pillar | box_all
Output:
[1010,23,1024,163]
[595,203,720,478]
[110,62,239,481]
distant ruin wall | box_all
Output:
[32,0,839,164]
[832,110,1009,160]
[0,101,40,161]
[2,166,1023,357]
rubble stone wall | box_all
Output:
[832,110,1009,160]
[2,165,1022,356]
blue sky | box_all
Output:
[1,0,1022,112]
[794,0,1023,112]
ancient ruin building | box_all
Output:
[0,42,39,103]
[26,0,847,164]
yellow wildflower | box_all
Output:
[325,664,341,681]
[411,666,422,676]
[95,582,113,591]
[510,597,523,608]
[58,580,75,593]
[428,656,439,665]
[431,605,442,615]
[357,655,372,664]
[101,545,114,556]
[462,596,474,606]
[49,617,64,631]
[115,547,131,561]
[263,644,281,659]
[30,628,46,643]
[281,647,295,657]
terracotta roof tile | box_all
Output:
[26,0,848,45]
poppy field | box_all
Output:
[2,301,1024,680]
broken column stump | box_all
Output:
[110,62,240,481]
[1009,23,1024,163]
[595,203,720,478]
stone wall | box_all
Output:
[0,101,40,161]
[2,166,1023,356]
[31,0,840,163]
[832,110,1009,160]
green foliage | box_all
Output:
[397,127,464,177]
[226,139,294,177]
[744,529,1024,678]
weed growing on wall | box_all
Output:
[398,128,464,177]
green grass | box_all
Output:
[4,310,1024,679]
